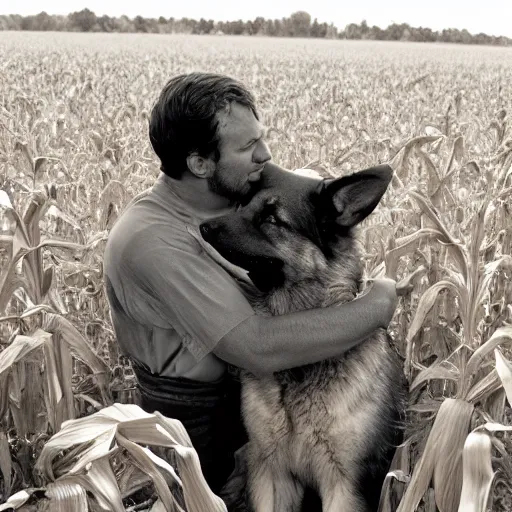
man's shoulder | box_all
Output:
[104,196,197,271]
[114,189,188,235]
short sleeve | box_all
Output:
[125,234,256,363]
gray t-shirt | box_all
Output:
[103,172,255,380]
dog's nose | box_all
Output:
[199,221,221,243]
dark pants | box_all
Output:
[132,360,249,498]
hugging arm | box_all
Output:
[213,278,398,376]
[129,233,397,378]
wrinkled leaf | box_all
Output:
[385,227,442,278]
[494,349,512,407]
[0,431,12,499]
[410,363,459,392]
[45,480,89,511]
[466,369,502,404]
[464,327,512,396]
[0,488,45,511]
[406,280,462,344]
[457,432,494,512]
[409,191,469,283]
[397,399,474,512]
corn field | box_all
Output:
[1,31,512,511]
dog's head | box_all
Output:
[200,162,393,292]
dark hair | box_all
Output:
[149,72,259,179]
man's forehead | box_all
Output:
[216,104,263,139]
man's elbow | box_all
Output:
[244,353,275,378]
[213,341,270,377]
[213,316,274,378]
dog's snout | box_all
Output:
[199,221,222,243]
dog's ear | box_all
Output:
[318,164,393,227]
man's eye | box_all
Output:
[246,137,262,150]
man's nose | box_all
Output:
[254,140,272,165]
[199,221,222,243]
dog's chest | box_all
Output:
[239,336,393,486]
[241,333,390,433]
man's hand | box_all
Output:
[395,266,427,296]
[361,277,399,328]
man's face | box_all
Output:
[207,102,272,202]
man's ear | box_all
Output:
[186,153,215,178]
[320,164,393,227]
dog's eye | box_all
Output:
[265,215,277,225]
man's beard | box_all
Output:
[207,165,259,204]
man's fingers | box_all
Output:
[395,266,426,296]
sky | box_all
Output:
[3,0,512,38]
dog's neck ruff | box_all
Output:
[246,237,364,317]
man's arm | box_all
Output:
[213,278,398,377]
[127,235,397,375]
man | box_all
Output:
[103,72,399,500]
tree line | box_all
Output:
[1,9,511,46]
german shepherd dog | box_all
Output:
[199,162,407,512]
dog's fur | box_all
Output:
[200,162,408,512]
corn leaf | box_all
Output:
[54,458,124,512]
[0,333,46,377]
[479,422,512,433]
[0,489,44,511]
[433,400,474,512]
[457,432,494,512]
[42,313,110,403]
[0,247,30,314]
[378,469,410,512]
[400,135,445,165]
[406,280,462,344]
[466,369,502,404]
[410,363,459,392]
[472,256,512,321]
[408,191,469,283]
[35,404,227,512]
[116,433,185,512]
[463,326,512,397]
[385,227,443,278]
[494,349,512,407]
[41,330,64,432]
[36,414,120,481]
[84,457,125,512]
[397,398,474,512]
[0,431,12,499]
[443,136,465,177]
[45,480,89,512]
[63,429,117,477]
